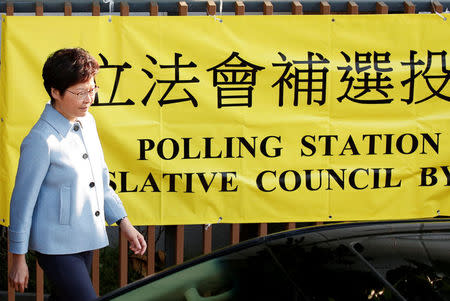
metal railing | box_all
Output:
[0,0,448,15]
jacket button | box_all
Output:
[73,125,80,131]
[95,211,100,217]
[82,153,88,159]
[89,182,95,188]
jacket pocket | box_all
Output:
[59,186,71,225]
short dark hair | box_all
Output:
[42,48,99,104]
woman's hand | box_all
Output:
[9,254,29,293]
[119,217,147,255]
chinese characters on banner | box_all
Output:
[94,50,449,108]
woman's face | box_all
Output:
[51,77,96,122]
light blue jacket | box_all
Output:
[9,103,127,255]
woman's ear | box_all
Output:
[51,87,61,102]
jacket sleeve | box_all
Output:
[9,133,50,254]
[102,161,127,225]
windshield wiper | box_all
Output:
[265,245,311,301]
[348,242,407,301]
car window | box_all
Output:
[109,224,450,301]
[112,238,389,301]
[353,233,450,300]
[266,237,393,300]
[267,231,450,301]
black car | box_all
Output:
[99,219,450,301]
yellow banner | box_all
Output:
[1,15,449,225]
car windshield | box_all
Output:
[108,222,450,301]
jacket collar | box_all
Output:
[40,103,82,137]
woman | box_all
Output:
[8,48,147,300]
